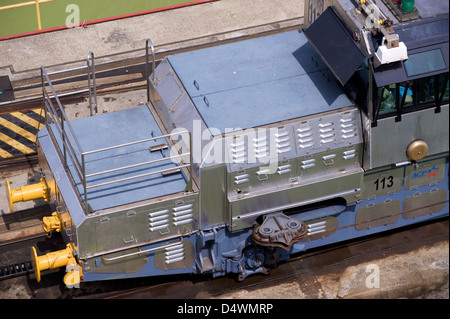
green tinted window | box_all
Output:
[404,49,446,76]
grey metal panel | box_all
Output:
[38,127,85,228]
[228,170,363,230]
[227,144,363,198]
[361,166,404,199]
[355,200,401,231]
[166,30,354,134]
[304,7,367,85]
[402,189,447,219]
[199,164,227,229]
[77,192,199,259]
[369,104,449,168]
[223,107,362,172]
[151,58,213,175]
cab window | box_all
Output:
[377,82,413,115]
[374,72,449,121]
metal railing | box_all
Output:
[80,130,193,213]
[41,66,86,210]
[41,58,192,214]
[146,38,156,102]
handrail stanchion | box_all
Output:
[82,153,88,214]
[41,66,87,213]
[87,52,98,116]
[146,38,156,103]
[189,132,193,192]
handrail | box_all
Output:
[81,130,192,195]
[146,38,156,102]
[101,238,184,262]
[41,66,87,212]
[85,153,190,179]
[41,58,193,216]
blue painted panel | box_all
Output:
[168,30,354,133]
[46,106,188,212]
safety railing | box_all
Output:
[80,130,193,213]
[146,38,156,103]
[41,66,87,211]
[41,52,98,114]
[42,62,192,215]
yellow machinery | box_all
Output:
[31,243,82,288]
[7,177,80,286]
[6,177,55,213]
[42,212,62,233]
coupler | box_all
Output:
[43,212,62,233]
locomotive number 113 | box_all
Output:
[374,176,394,191]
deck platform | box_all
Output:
[45,105,187,212]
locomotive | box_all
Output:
[6,0,448,288]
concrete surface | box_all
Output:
[213,241,449,299]
[0,0,304,83]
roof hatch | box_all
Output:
[304,7,368,86]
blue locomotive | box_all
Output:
[7,0,448,287]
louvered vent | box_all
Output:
[172,204,194,227]
[301,158,316,170]
[307,220,327,236]
[297,126,313,149]
[319,122,335,145]
[165,243,185,264]
[343,149,357,160]
[231,140,246,164]
[276,129,291,154]
[277,164,291,175]
[234,173,249,185]
[340,117,357,140]
[148,209,170,232]
[253,135,268,160]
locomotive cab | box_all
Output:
[304,0,449,169]
[368,46,449,168]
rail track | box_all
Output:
[0,214,447,299]
[87,218,449,299]
[0,17,304,165]
[1,17,304,114]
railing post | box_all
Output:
[189,131,193,192]
[82,153,88,214]
[146,38,156,103]
[41,67,47,127]
[87,52,98,116]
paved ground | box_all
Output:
[0,0,304,83]
[214,240,449,299]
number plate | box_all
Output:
[361,167,404,199]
